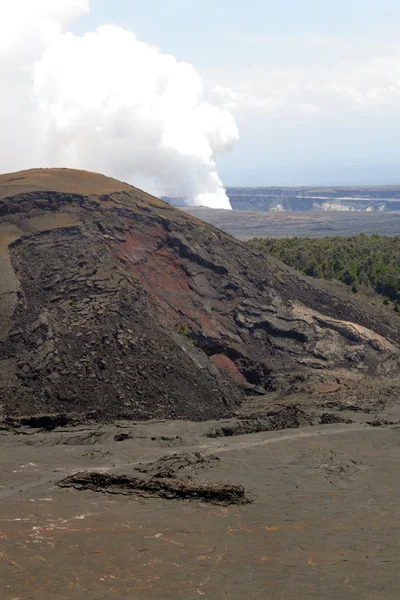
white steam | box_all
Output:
[0,1,238,209]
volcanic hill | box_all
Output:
[1,168,400,423]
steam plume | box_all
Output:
[0,1,238,208]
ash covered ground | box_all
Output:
[2,398,400,599]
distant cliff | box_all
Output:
[165,186,400,212]
[227,187,400,212]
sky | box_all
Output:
[71,0,400,186]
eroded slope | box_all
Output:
[1,168,399,422]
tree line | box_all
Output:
[248,233,400,312]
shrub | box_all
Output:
[248,234,400,315]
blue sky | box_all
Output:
[75,1,400,45]
[73,1,400,186]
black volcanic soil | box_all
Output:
[1,168,400,424]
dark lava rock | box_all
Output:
[206,406,314,438]
[4,413,72,430]
[58,470,248,505]
[1,168,400,423]
[114,432,132,442]
[135,452,220,478]
[319,413,354,425]
[367,419,400,427]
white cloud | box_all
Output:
[0,0,239,208]
[207,35,400,119]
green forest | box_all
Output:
[248,234,400,312]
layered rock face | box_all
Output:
[167,186,400,212]
[0,168,399,422]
